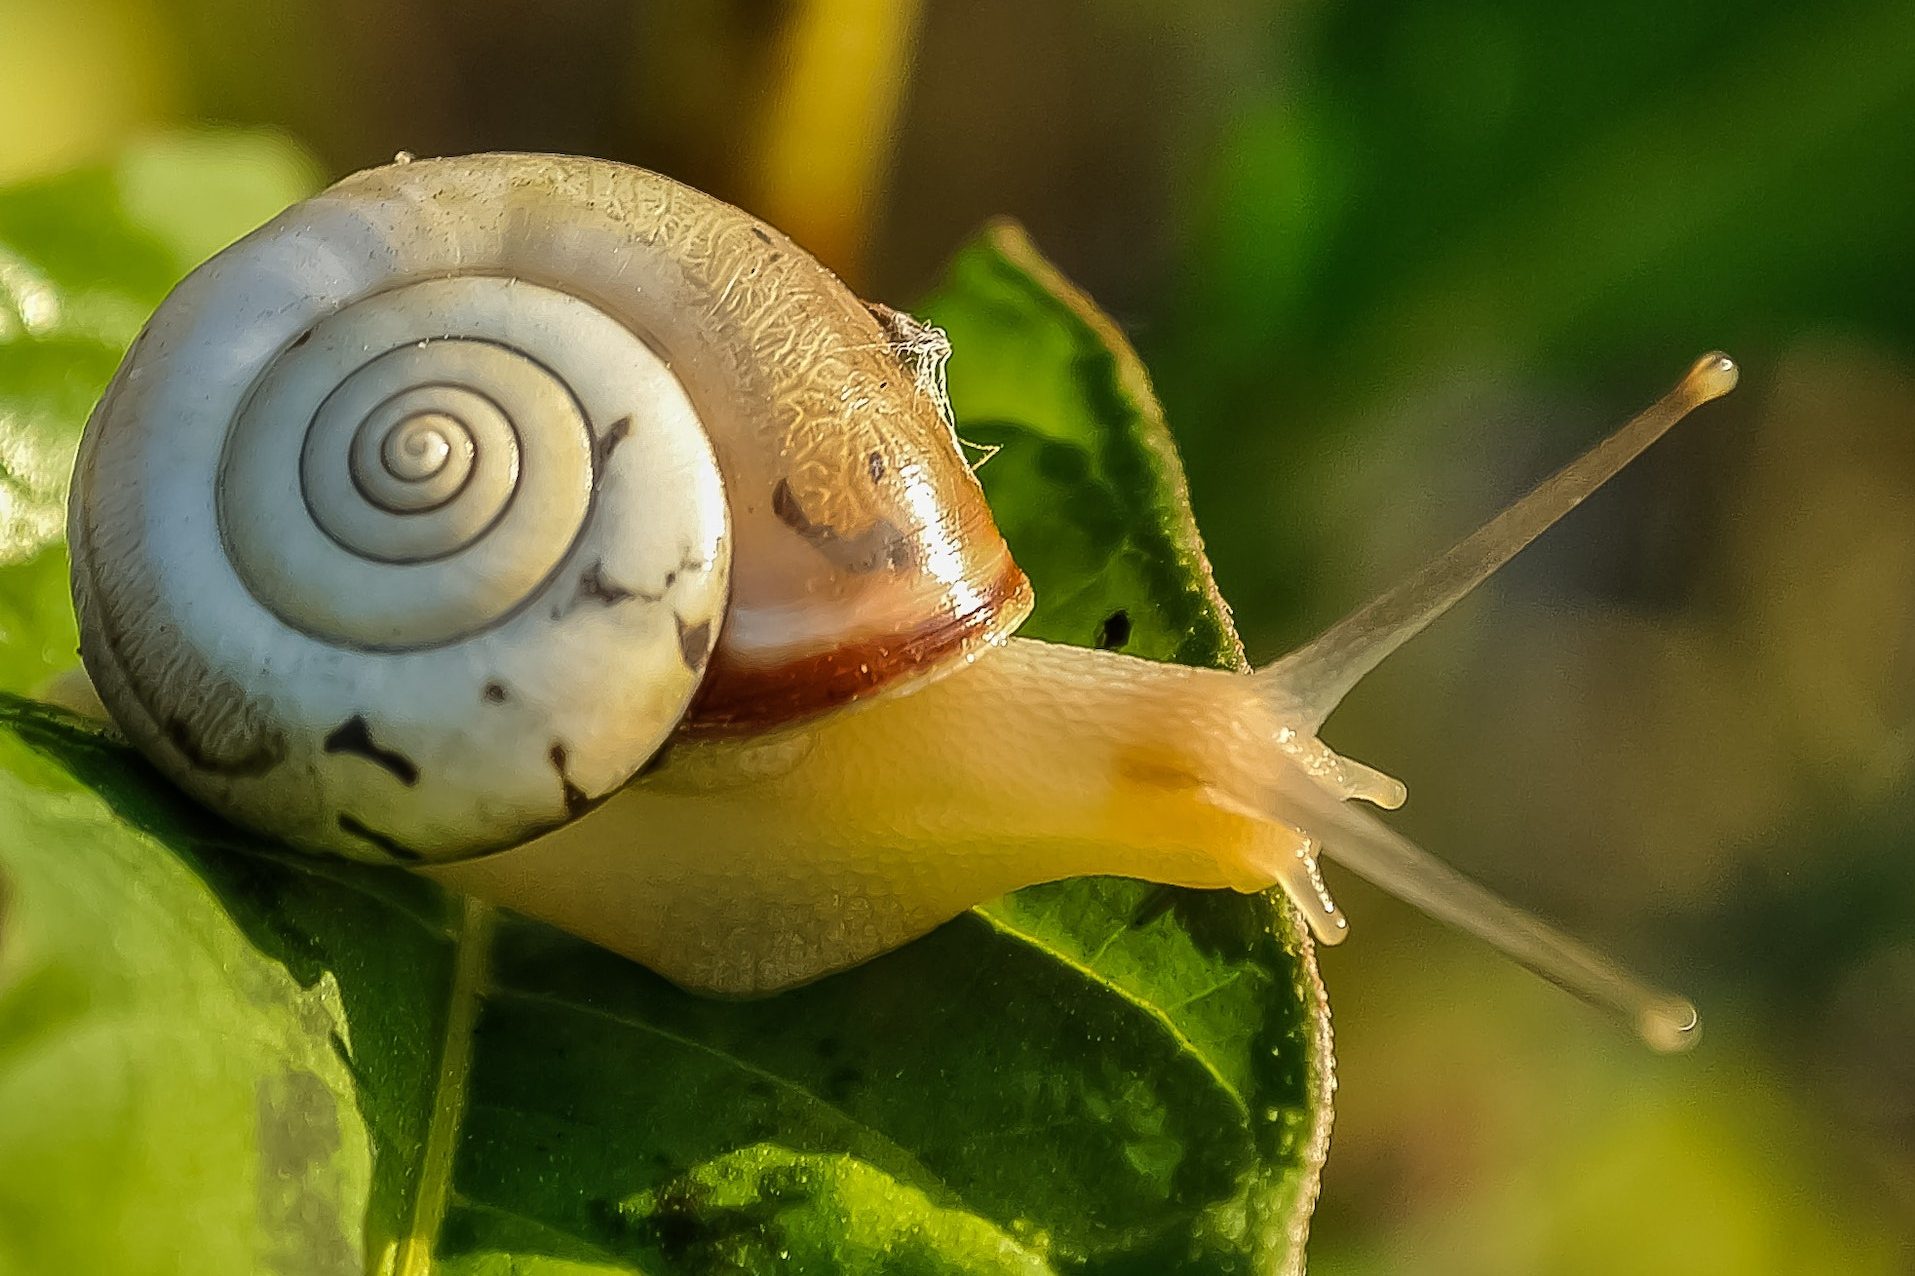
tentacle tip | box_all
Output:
[1683,352,1739,403]
[1638,996,1701,1053]
[1311,912,1351,947]
[1371,779,1409,811]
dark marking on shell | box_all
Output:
[483,682,509,704]
[323,715,420,786]
[166,715,285,777]
[336,814,422,862]
[771,479,911,574]
[1096,608,1132,650]
[750,225,772,244]
[548,743,594,820]
[577,561,637,606]
[592,415,633,479]
[676,615,714,671]
[555,560,664,619]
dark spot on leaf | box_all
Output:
[675,615,713,671]
[483,682,508,703]
[550,743,593,819]
[822,1064,864,1102]
[1096,608,1132,650]
[628,1178,745,1263]
[323,715,419,785]
[336,814,422,862]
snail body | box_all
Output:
[64,153,1736,1049]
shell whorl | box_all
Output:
[69,168,733,864]
[219,280,619,649]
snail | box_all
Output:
[61,152,1737,1050]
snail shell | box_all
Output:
[69,154,1029,863]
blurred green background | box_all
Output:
[5,0,1913,1270]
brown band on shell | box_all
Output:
[681,554,1033,735]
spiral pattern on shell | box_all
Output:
[220,278,635,650]
[69,174,732,864]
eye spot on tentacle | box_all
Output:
[676,615,714,670]
[1096,609,1132,650]
[323,715,420,785]
[336,813,422,862]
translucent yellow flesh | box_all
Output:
[427,639,1338,996]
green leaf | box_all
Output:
[0,141,1330,1275]
[0,128,320,695]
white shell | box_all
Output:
[69,163,731,863]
